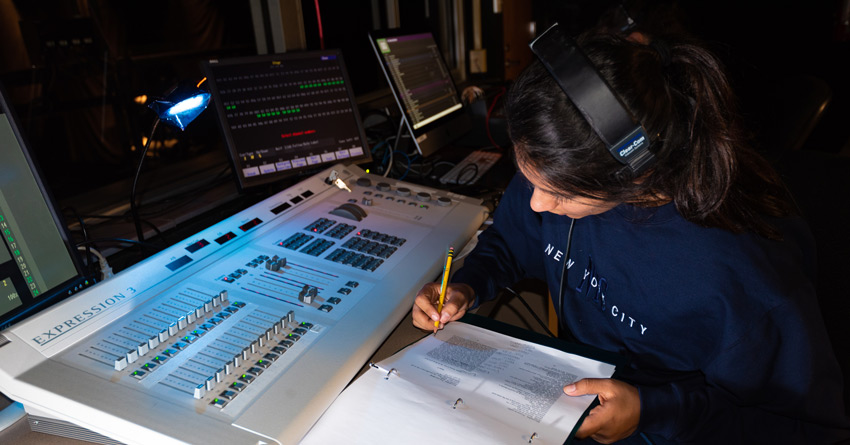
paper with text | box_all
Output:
[301,321,616,445]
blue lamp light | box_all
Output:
[148,80,211,130]
[130,78,212,243]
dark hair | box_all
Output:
[506,32,794,239]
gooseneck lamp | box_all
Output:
[130,78,211,243]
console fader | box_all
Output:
[0,164,488,444]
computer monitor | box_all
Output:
[201,50,372,192]
[0,82,93,330]
[369,29,471,157]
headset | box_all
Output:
[529,22,655,175]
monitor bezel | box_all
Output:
[0,82,92,331]
[201,49,373,193]
[368,28,471,158]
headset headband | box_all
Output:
[529,23,655,175]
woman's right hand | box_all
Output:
[411,282,475,332]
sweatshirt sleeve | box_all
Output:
[452,174,547,305]
[637,298,850,444]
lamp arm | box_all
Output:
[130,117,161,243]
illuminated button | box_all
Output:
[299,322,314,329]
[286,333,301,342]
[255,359,271,369]
[230,381,246,392]
[114,357,128,371]
[182,334,199,344]
[219,390,237,400]
[130,370,147,380]
[126,350,139,364]
[189,328,205,337]
[140,362,157,371]
[233,301,246,308]
[161,348,177,357]
[151,355,168,364]
[210,398,227,408]
[238,374,255,384]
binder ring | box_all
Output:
[385,368,398,380]
[529,432,538,443]
[453,398,464,409]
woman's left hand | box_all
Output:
[564,378,641,444]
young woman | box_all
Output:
[412,30,850,444]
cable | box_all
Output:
[486,86,507,150]
[77,246,113,280]
[556,218,577,342]
[504,286,557,338]
[384,117,406,177]
[393,150,412,180]
[76,238,161,251]
[130,118,161,243]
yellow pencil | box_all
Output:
[435,247,455,329]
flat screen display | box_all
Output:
[202,50,371,191]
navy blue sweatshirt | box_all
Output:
[453,174,850,444]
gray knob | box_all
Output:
[377,182,391,192]
[356,177,371,187]
[396,187,411,197]
[436,196,452,206]
[416,192,431,202]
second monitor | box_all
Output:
[369,29,471,157]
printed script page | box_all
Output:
[300,321,615,445]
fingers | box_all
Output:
[564,378,610,398]
[411,283,474,331]
[412,283,441,330]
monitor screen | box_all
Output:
[369,29,471,157]
[0,82,93,330]
[202,50,371,191]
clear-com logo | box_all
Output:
[618,135,646,158]
[32,293,129,346]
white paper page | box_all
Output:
[301,321,616,445]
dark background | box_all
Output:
[1,0,848,202]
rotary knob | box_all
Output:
[356,177,371,187]
[376,182,391,192]
[436,196,452,207]
[396,187,411,197]
[416,192,431,202]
